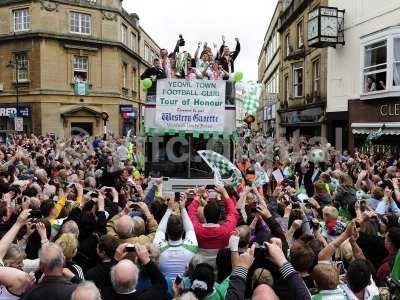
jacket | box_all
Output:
[102,261,167,300]
[106,213,158,245]
[140,67,167,96]
[333,185,357,211]
[188,197,239,250]
[20,276,77,300]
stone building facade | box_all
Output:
[278,0,328,140]
[0,0,160,137]
[257,1,281,138]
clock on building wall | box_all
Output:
[308,6,345,48]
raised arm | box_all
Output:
[194,42,201,61]
[188,196,202,230]
[231,38,241,61]
[215,185,239,235]
[266,241,311,300]
[178,193,197,247]
[318,222,354,261]
[153,207,172,247]
[0,209,30,260]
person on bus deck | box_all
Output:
[140,58,167,103]
[204,61,229,81]
[216,36,241,74]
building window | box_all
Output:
[13,8,30,32]
[284,75,289,103]
[144,44,151,62]
[132,68,137,91]
[122,63,127,88]
[285,34,290,56]
[363,40,387,93]
[121,24,128,44]
[131,32,137,51]
[292,63,303,97]
[394,38,400,86]
[266,72,279,95]
[312,59,321,96]
[73,56,88,82]
[70,12,91,34]
[15,53,28,81]
[297,21,304,48]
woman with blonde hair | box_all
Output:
[55,233,84,283]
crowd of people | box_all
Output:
[1,133,400,300]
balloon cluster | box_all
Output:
[142,78,153,90]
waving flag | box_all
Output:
[367,124,386,141]
[197,150,242,187]
[241,82,262,115]
[252,163,269,188]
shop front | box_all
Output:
[264,103,277,137]
[349,98,400,154]
[0,105,32,133]
[120,105,138,136]
[279,104,326,140]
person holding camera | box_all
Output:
[106,243,166,300]
[153,193,198,280]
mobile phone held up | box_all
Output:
[125,244,136,253]
[174,192,181,202]
[175,275,182,285]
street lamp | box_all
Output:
[6,59,27,118]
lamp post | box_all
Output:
[101,112,109,140]
[6,58,26,118]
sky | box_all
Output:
[123,0,279,81]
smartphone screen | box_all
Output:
[175,275,182,285]
[174,192,180,202]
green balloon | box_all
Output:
[142,78,153,90]
[234,71,244,82]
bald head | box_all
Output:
[132,216,145,236]
[110,259,139,294]
[252,284,278,300]
[39,243,65,275]
[115,216,134,238]
[61,220,80,237]
[71,281,101,300]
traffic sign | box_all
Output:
[14,117,23,132]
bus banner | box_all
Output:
[155,79,226,132]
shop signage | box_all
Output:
[379,103,400,117]
[120,105,134,113]
[14,117,23,132]
[155,79,225,132]
[0,106,31,117]
[284,107,322,124]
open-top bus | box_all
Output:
[143,78,237,192]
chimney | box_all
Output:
[130,13,140,27]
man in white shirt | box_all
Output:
[153,194,198,279]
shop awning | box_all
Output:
[351,122,400,135]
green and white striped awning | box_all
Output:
[351,122,400,136]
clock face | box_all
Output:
[321,16,338,37]
[308,18,319,40]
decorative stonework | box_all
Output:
[39,0,58,12]
[101,10,117,21]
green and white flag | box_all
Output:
[198,150,242,187]
[242,82,262,115]
[367,124,386,141]
[252,163,269,188]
